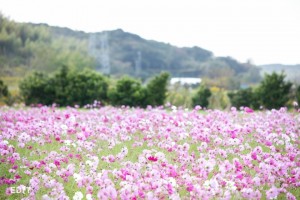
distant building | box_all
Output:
[170,77,201,85]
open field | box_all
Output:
[0,106,299,199]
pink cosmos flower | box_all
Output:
[266,186,279,200]
[244,107,254,113]
[54,160,60,167]
[148,156,158,162]
[5,188,12,196]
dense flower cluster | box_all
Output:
[0,106,299,199]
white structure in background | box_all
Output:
[88,32,111,75]
[170,77,201,85]
[100,33,111,74]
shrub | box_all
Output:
[19,66,108,107]
[256,72,292,109]
[19,72,53,105]
[146,72,169,106]
[192,85,211,108]
[0,79,9,98]
[228,88,254,109]
[296,85,300,105]
[65,69,108,106]
[108,77,147,107]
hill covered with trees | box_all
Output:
[259,64,300,84]
[1,13,261,90]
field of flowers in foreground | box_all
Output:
[0,106,299,200]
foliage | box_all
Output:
[145,72,169,106]
[202,77,241,90]
[1,14,262,89]
[19,66,108,106]
[256,72,292,109]
[0,13,95,77]
[0,79,8,97]
[228,88,255,109]
[167,84,193,108]
[208,87,230,109]
[296,85,300,104]
[260,64,300,84]
[192,85,211,108]
[19,72,52,105]
[51,65,70,106]
[108,77,147,107]
[65,69,108,106]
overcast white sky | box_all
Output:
[1,0,300,65]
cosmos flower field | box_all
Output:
[0,105,299,200]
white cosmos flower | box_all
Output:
[73,191,83,200]
[64,140,71,146]
[226,180,237,191]
[86,194,92,200]
[168,177,178,188]
[203,180,210,189]
[3,140,9,144]
[155,152,165,160]
[73,173,82,182]
[204,161,215,172]
[69,115,76,123]
[86,160,93,167]
[203,179,219,190]
[170,193,181,200]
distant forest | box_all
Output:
[1,13,299,91]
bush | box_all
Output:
[20,66,109,107]
[108,77,147,107]
[146,72,169,106]
[0,79,9,98]
[167,83,193,108]
[256,72,292,109]
[296,85,300,105]
[192,85,211,108]
[19,72,53,105]
[228,88,255,109]
[51,65,70,106]
[65,69,108,106]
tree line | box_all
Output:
[193,72,299,110]
[15,66,169,108]
[0,68,299,109]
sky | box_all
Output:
[1,0,300,65]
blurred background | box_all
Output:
[0,0,299,109]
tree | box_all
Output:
[296,85,300,105]
[0,79,8,97]
[108,77,147,107]
[52,65,70,106]
[192,85,211,108]
[19,66,109,107]
[19,72,53,105]
[228,88,254,109]
[146,72,169,106]
[65,69,108,106]
[256,72,292,109]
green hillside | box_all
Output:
[0,13,261,90]
[259,64,300,84]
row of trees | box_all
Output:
[193,72,299,110]
[1,69,299,109]
[18,66,169,107]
